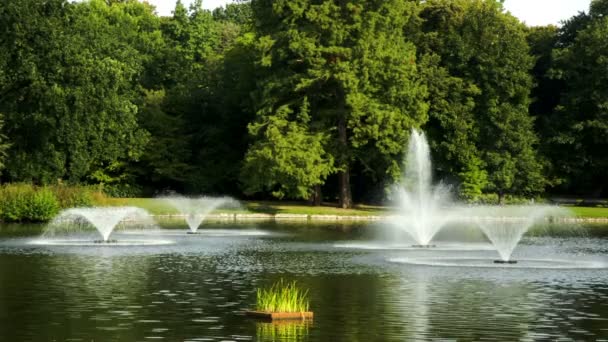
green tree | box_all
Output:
[241,99,335,200]
[0,114,10,173]
[249,0,427,207]
[151,0,254,194]
[418,0,545,203]
[133,89,192,189]
[0,0,149,185]
[548,0,608,196]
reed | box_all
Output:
[256,279,310,313]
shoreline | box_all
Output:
[152,213,608,224]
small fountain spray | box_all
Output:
[44,207,155,243]
[473,205,567,263]
[161,196,240,234]
[391,129,453,247]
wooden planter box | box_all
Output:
[246,310,313,320]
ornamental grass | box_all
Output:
[256,279,310,313]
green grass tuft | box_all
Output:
[256,279,310,313]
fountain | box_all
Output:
[36,206,170,246]
[390,129,453,247]
[471,205,568,263]
[161,196,240,233]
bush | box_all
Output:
[0,184,33,222]
[50,184,96,208]
[0,183,106,222]
[468,193,539,205]
[0,184,59,222]
[26,187,60,222]
[100,183,143,198]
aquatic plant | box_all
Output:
[256,279,310,313]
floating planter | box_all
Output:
[246,279,313,320]
[246,311,313,320]
[494,260,518,264]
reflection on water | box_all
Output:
[1,222,608,341]
[256,320,311,342]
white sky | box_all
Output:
[145,0,591,26]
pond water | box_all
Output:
[1,221,608,341]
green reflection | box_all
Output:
[393,271,538,340]
[256,320,311,342]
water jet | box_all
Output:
[161,196,240,233]
[390,129,453,246]
[40,207,157,244]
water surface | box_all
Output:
[1,221,608,341]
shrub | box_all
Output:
[465,193,542,205]
[0,183,106,222]
[0,184,33,222]
[26,187,60,222]
[50,184,95,208]
[100,183,143,198]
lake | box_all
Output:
[1,221,607,341]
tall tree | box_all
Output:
[547,0,608,196]
[0,0,149,185]
[418,0,545,203]
[248,0,427,207]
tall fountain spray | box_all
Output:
[161,196,240,233]
[45,207,154,243]
[392,129,452,247]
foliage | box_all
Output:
[546,2,608,196]
[25,188,60,222]
[0,0,149,185]
[418,0,545,202]
[50,184,97,208]
[0,0,604,204]
[0,114,10,174]
[0,184,59,222]
[249,0,427,207]
[256,279,310,313]
[241,99,335,200]
[0,183,104,222]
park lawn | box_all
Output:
[565,206,608,218]
[99,198,389,216]
[99,198,608,218]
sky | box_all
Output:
[145,0,591,26]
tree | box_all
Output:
[418,0,545,203]
[248,0,427,207]
[0,114,10,174]
[0,0,149,185]
[133,89,192,189]
[241,99,335,200]
[547,1,608,196]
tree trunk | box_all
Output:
[498,191,505,205]
[338,116,352,209]
[310,185,322,206]
[339,167,352,209]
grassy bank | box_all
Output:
[565,206,608,218]
[100,198,608,219]
[100,198,387,216]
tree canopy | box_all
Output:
[0,0,605,202]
